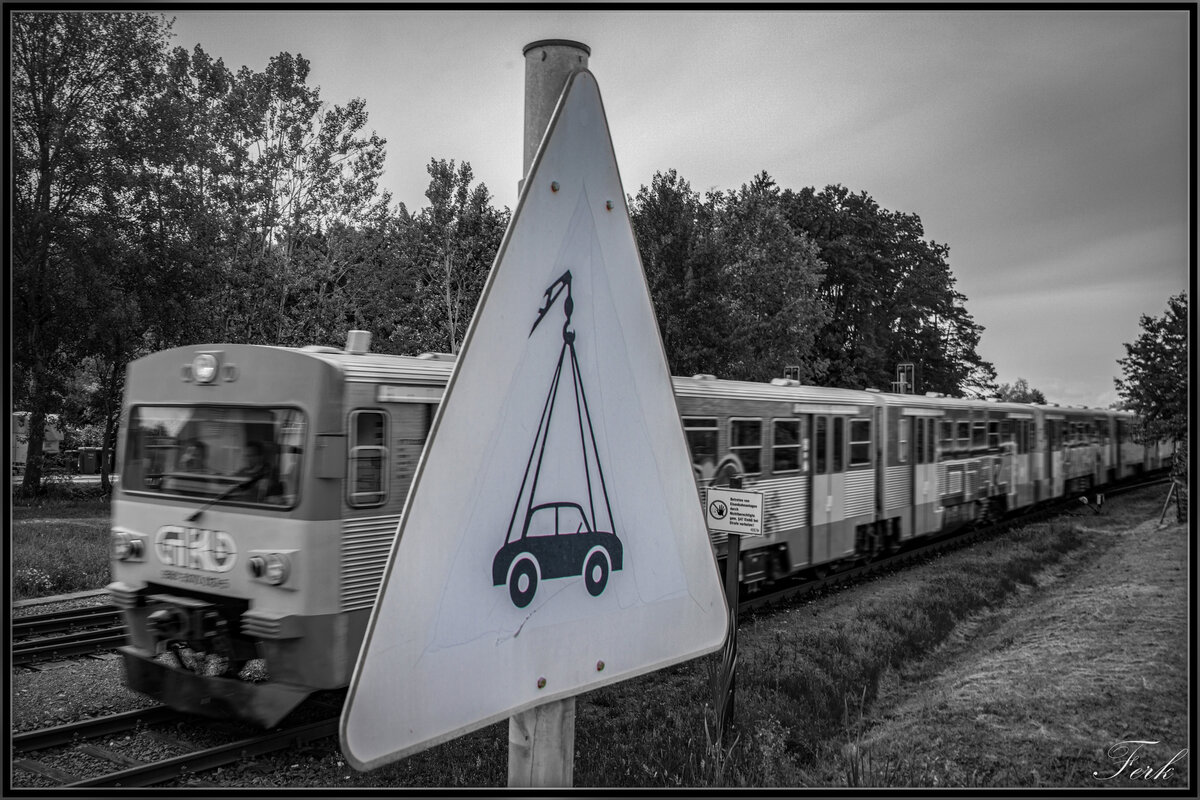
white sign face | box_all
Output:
[705,488,764,536]
[340,70,729,771]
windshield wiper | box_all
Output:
[185,475,258,522]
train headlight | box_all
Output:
[249,553,291,586]
[192,353,218,384]
[111,530,144,561]
[263,554,290,585]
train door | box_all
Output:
[1046,417,1064,498]
[1012,417,1031,507]
[999,418,1017,510]
[911,415,939,537]
[810,415,849,565]
[806,419,835,563]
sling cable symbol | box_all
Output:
[491,270,624,608]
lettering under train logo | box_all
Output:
[491,270,624,608]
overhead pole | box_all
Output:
[507,38,590,790]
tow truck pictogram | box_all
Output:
[491,270,624,608]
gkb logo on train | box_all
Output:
[154,525,237,573]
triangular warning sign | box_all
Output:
[340,70,729,770]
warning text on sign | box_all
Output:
[704,487,764,536]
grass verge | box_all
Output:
[11,495,112,599]
[566,518,1087,787]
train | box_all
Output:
[106,332,1171,726]
[11,411,64,474]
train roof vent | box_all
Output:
[770,378,799,387]
[301,345,342,354]
[345,330,372,355]
[865,387,880,393]
[692,373,717,381]
[418,352,458,362]
[925,391,944,398]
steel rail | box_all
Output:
[12,706,182,752]
[64,717,340,787]
[13,605,122,636]
[13,626,128,665]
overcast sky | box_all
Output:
[165,9,1191,408]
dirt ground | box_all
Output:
[837,491,1191,789]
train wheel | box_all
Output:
[509,558,538,608]
[584,550,610,597]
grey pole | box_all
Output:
[521,40,590,182]
[507,39,590,789]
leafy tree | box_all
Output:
[707,172,829,383]
[631,170,829,383]
[11,11,173,493]
[995,378,1048,405]
[630,170,730,378]
[780,184,995,396]
[1114,292,1189,522]
[1115,293,1188,443]
[400,159,508,355]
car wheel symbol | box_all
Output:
[584,549,610,597]
[509,558,539,608]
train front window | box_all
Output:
[122,406,305,508]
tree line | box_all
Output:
[13,11,1002,492]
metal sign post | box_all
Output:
[704,481,763,739]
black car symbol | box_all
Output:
[492,502,624,608]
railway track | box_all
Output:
[11,705,339,787]
[13,604,126,665]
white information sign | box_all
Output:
[340,70,729,771]
[704,488,764,537]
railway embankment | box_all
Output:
[815,486,1190,789]
[10,484,1187,788]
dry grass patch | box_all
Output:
[831,490,1189,789]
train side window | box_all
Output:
[815,416,828,474]
[898,418,910,464]
[988,421,1001,449]
[772,419,803,473]
[956,421,970,451]
[927,418,937,463]
[833,417,845,472]
[683,417,719,475]
[730,419,762,475]
[349,410,387,507]
[910,418,921,464]
[973,420,987,448]
[940,420,954,456]
[849,418,871,466]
